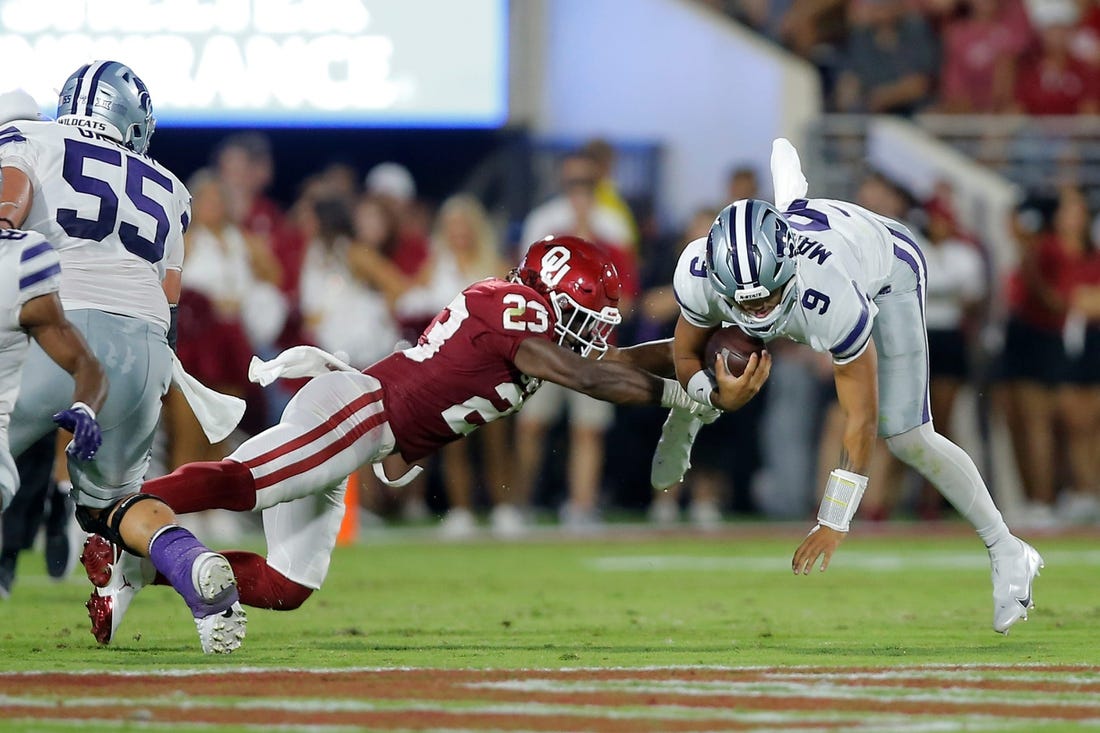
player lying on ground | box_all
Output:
[669,138,1042,634]
[80,235,765,644]
[0,67,245,653]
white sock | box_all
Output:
[885,423,1011,548]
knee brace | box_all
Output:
[75,493,165,556]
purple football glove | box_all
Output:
[52,402,102,461]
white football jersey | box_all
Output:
[0,120,188,331]
[675,198,926,364]
[0,229,62,429]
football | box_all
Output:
[704,326,765,378]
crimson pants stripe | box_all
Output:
[244,390,381,469]
[252,410,388,491]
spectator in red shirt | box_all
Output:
[937,0,1033,112]
[1013,1,1100,115]
[364,162,432,279]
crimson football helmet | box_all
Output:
[513,235,622,357]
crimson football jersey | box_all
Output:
[364,278,555,461]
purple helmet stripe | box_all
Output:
[68,63,91,115]
[83,62,113,117]
[728,204,747,285]
[741,200,759,284]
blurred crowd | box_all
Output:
[158,125,1099,541]
[701,0,1100,115]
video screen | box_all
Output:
[0,0,508,128]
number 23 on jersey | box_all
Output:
[404,291,550,363]
[502,292,549,333]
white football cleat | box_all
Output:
[82,535,154,645]
[990,536,1044,635]
[190,552,247,654]
[651,408,704,490]
[195,602,248,654]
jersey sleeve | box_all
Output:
[672,238,722,328]
[15,232,61,306]
[162,175,191,272]
[0,122,36,174]
[814,278,878,365]
[465,282,555,363]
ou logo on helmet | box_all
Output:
[540,246,572,287]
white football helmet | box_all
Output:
[706,199,799,337]
[56,61,156,154]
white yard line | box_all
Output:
[6,662,1099,676]
[586,549,1100,573]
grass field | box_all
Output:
[1,520,1099,731]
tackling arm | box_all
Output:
[604,338,675,378]
[515,338,664,406]
[20,293,108,413]
[0,166,32,229]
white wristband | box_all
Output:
[660,379,695,410]
[686,369,715,407]
[816,468,869,532]
[70,401,96,420]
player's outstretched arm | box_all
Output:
[792,342,879,575]
[831,342,879,476]
[21,293,108,415]
[515,338,664,405]
[604,338,675,377]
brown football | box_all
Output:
[704,326,765,378]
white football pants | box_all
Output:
[230,370,396,589]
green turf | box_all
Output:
[1,523,1098,670]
